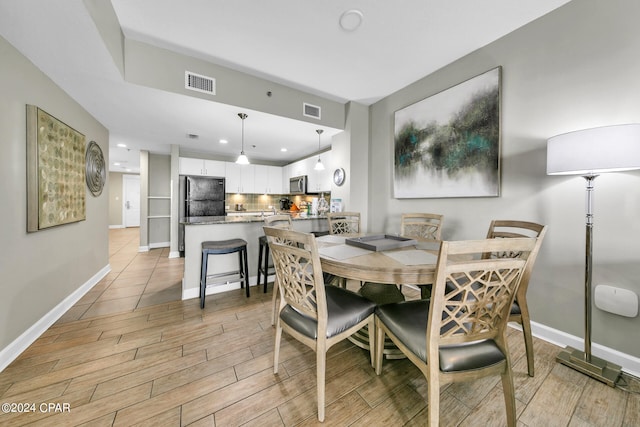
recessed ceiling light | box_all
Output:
[116,143,127,148]
[281,148,287,152]
[114,162,121,166]
[339,9,363,32]
[219,139,228,144]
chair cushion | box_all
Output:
[202,239,247,254]
[376,300,506,372]
[280,286,376,339]
[359,282,405,305]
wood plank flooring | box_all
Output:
[0,228,638,426]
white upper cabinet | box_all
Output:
[268,166,284,194]
[179,151,331,194]
[254,165,283,194]
[179,157,226,177]
[226,163,255,194]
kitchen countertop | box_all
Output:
[182,212,327,225]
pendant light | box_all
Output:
[314,129,325,171]
[236,113,249,165]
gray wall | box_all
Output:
[369,0,640,357]
[108,172,124,226]
[0,35,109,352]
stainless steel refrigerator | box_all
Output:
[179,175,226,253]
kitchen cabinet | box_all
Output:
[226,163,255,193]
[179,157,226,177]
[254,165,283,194]
[283,149,333,192]
[306,151,333,193]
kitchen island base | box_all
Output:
[183,216,328,300]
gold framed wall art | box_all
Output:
[27,105,86,232]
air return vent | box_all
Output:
[303,103,321,119]
[185,71,216,95]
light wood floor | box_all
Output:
[1,228,639,426]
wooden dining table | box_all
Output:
[315,234,441,358]
[316,234,441,286]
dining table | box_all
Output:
[316,233,441,285]
[315,233,441,358]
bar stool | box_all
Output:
[200,239,249,308]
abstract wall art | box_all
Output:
[393,67,502,198]
[27,105,86,232]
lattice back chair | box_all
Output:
[485,220,547,377]
[261,215,294,325]
[400,213,444,299]
[327,211,361,235]
[400,213,444,240]
[324,211,361,288]
[264,226,376,422]
[375,237,537,427]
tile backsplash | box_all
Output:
[226,193,330,212]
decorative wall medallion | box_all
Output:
[333,168,346,186]
[85,140,106,197]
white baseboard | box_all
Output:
[168,251,181,259]
[139,246,149,252]
[109,224,125,229]
[530,320,640,378]
[149,241,170,249]
[0,264,111,372]
[181,273,270,300]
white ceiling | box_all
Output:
[0,0,571,173]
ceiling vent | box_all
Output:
[303,103,321,120]
[185,71,216,95]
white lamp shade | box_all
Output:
[236,152,249,165]
[547,124,640,175]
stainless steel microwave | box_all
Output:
[289,175,307,194]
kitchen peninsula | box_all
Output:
[182,213,329,300]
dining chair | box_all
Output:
[264,226,376,422]
[485,220,547,377]
[400,212,444,240]
[326,211,361,235]
[260,215,293,325]
[374,237,537,427]
[400,213,444,299]
[324,211,361,288]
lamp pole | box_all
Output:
[555,175,622,387]
[583,174,596,362]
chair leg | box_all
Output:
[200,251,208,309]
[256,240,264,288]
[501,363,517,427]
[273,319,282,374]
[271,278,279,326]
[518,305,535,377]
[367,316,376,369]
[263,244,270,293]
[242,247,250,297]
[374,318,385,375]
[427,372,440,427]
[316,344,326,422]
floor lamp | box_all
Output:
[547,123,640,386]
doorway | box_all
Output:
[122,174,141,228]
